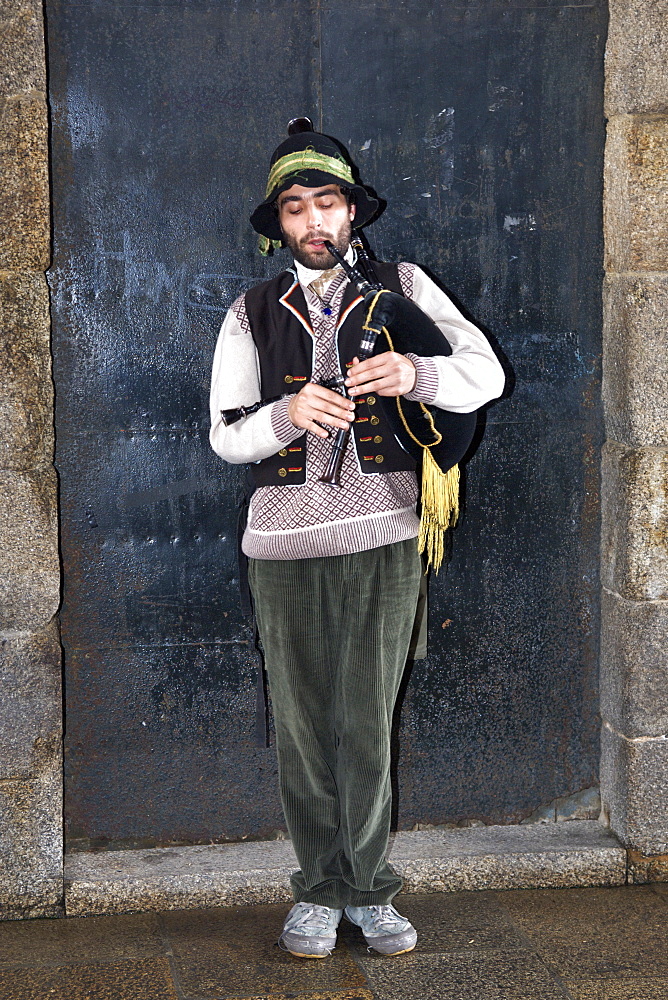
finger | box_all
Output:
[306,383,355,408]
[318,412,356,429]
[348,371,392,394]
[308,420,332,439]
[312,400,356,421]
[295,390,355,420]
[346,359,390,386]
[350,376,400,397]
[307,403,355,429]
[350,350,395,368]
[312,396,356,419]
[289,398,352,432]
[347,355,385,376]
[308,411,352,436]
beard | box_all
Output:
[281,217,353,270]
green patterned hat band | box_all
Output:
[265,148,355,199]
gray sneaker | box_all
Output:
[344,904,417,955]
[279,902,343,958]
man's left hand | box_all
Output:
[345,352,417,398]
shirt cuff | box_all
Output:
[403,354,439,404]
[270,396,304,444]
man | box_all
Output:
[209,121,504,957]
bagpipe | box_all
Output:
[325,237,476,467]
[221,234,477,569]
[321,238,476,569]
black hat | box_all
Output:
[250,118,380,254]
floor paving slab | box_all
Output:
[209,992,374,1000]
[497,885,668,980]
[0,911,165,968]
[355,948,567,1000]
[0,956,179,1000]
[0,886,664,999]
[64,820,626,916]
[564,981,668,999]
[160,901,368,999]
[340,890,524,957]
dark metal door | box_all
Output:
[47,0,606,851]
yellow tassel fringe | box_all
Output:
[417,451,460,573]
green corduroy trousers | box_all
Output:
[249,538,422,908]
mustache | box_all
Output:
[301,232,333,245]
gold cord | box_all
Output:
[362,290,458,572]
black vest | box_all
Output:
[244,262,417,487]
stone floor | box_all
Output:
[1,883,667,999]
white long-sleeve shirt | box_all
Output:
[209,260,504,559]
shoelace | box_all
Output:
[287,904,335,933]
[361,905,407,933]
[278,904,337,955]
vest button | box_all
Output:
[375,454,384,464]
[374,435,382,444]
[284,375,294,383]
[278,467,287,477]
[278,449,288,457]
[367,395,376,405]
[370,415,380,425]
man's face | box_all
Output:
[277,184,356,270]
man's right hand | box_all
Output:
[287,383,355,439]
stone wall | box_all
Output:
[0,0,62,917]
[600,0,668,867]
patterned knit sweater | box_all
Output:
[209,258,505,560]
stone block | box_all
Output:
[600,721,668,855]
[0,2,46,98]
[0,92,49,270]
[601,441,668,600]
[0,465,60,630]
[606,0,668,115]
[0,758,63,919]
[600,588,668,738]
[603,274,668,448]
[64,823,626,916]
[604,115,668,272]
[0,621,61,781]
[0,271,54,470]
[393,822,625,895]
[628,848,668,883]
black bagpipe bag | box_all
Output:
[365,290,477,471]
